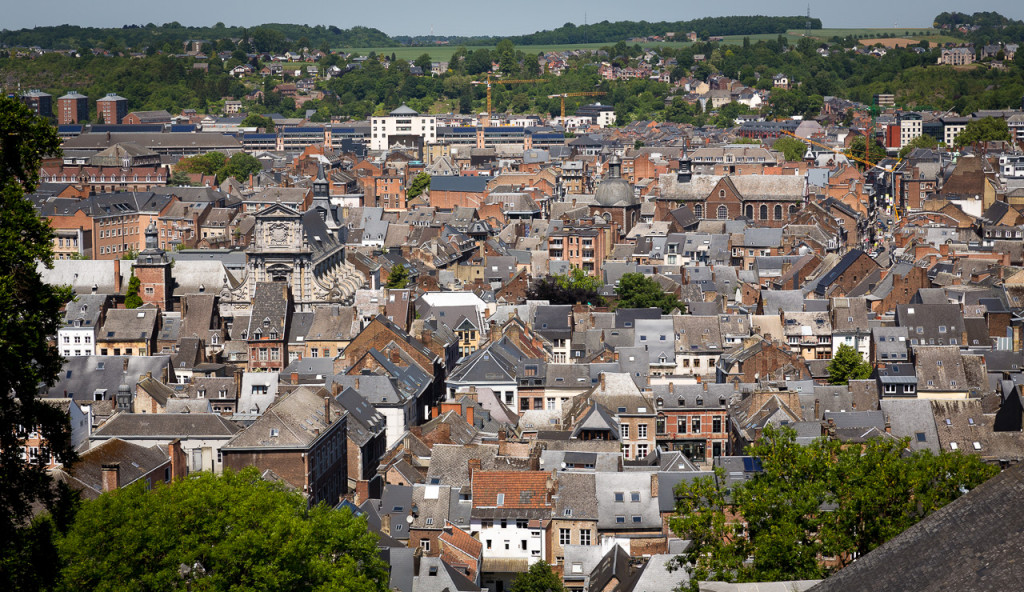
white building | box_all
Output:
[899,114,923,148]
[58,293,107,357]
[370,104,436,151]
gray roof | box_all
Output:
[45,355,173,403]
[92,412,240,439]
[223,386,345,449]
[594,472,661,529]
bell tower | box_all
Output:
[133,221,174,311]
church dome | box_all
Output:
[594,155,636,207]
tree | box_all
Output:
[217,152,263,183]
[56,468,389,592]
[124,273,143,309]
[615,272,685,314]
[527,268,605,306]
[0,97,76,589]
[240,113,275,132]
[772,136,807,162]
[407,172,431,200]
[827,343,873,384]
[510,560,564,592]
[954,116,1011,148]
[846,135,886,167]
[670,425,999,587]
[386,264,409,289]
[167,170,194,187]
[414,53,432,71]
[898,134,939,158]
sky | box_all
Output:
[5,1,1024,37]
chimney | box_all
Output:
[420,328,432,346]
[599,373,606,390]
[234,367,243,401]
[466,405,474,426]
[814,398,821,420]
[168,439,184,479]
[291,371,299,385]
[668,382,674,394]
[101,463,120,492]
[390,348,401,363]
[703,381,708,392]
[489,320,501,342]
[113,258,122,293]
[468,458,482,480]
[324,396,332,425]
[355,377,360,390]
[498,429,506,443]
[940,243,949,257]
[650,473,659,498]
[885,415,892,434]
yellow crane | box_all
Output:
[471,73,545,126]
[779,130,898,172]
[548,91,607,119]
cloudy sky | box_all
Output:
[6,1,1023,36]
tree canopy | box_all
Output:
[124,273,143,309]
[846,135,887,167]
[898,133,939,158]
[407,172,431,200]
[772,136,807,162]
[56,468,389,592]
[510,560,565,592]
[527,268,605,306]
[615,272,684,314]
[0,97,76,588]
[954,116,1012,147]
[826,343,873,384]
[669,425,998,588]
[240,113,276,132]
[175,151,262,184]
[386,264,410,289]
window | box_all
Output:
[620,424,629,439]
[656,417,666,434]
[637,424,647,439]
[760,204,768,219]
[615,516,625,524]
[678,417,687,434]
[580,529,591,546]
[717,205,729,219]
[560,528,571,545]
[712,416,722,433]
[692,417,701,433]
[632,515,642,523]
[636,444,648,458]
[420,540,431,552]
[614,492,624,502]
[774,204,783,220]
[496,493,505,506]
[621,444,631,459]
[259,348,268,361]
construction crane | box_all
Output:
[471,73,544,127]
[779,130,898,172]
[547,92,607,119]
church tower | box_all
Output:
[313,161,330,199]
[134,221,174,311]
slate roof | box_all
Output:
[59,438,169,499]
[92,412,240,439]
[223,386,345,449]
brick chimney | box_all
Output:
[113,258,122,293]
[291,371,299,384]
[390,348,401,363]
[814,398,821,420]
[324,396,332,425]
[468,458,482,480]
[650,473,659,497]
[101,463,120,492]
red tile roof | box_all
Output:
[471,470,552,509]
[440,522,482,557]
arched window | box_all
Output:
[717,205,729,219]
[719,189,726,198]
[774,205,783,220]
[759,204,768,219]
[694,204,704,219]
[744,204,754,219]
[789,205,797,215]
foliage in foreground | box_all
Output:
[510,560,566,592]
[56,468,389,592]
[0,96,76,591]
[669,425,999,588]
[527,268,605,306]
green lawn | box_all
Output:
[341,28,961,60]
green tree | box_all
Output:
[510,560,565,592]
[670,425,999,587]
[898,134,939,158]
[240,112,275,132]
[414,53,432,71]
[527,268,605,306]
[827,343,873,384]
[847,135,887,167]
[386,264,409,289]
[772,136,807,162]
[124,273,143,309]
[56,468,389,592]
[167,170,194,187]
[0,97,77,590]
[615,272,685,314]
[217,152,263,183]
[407,172,431,200]
[954,116,1011,148]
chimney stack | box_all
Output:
[291,371,299,384]
[814,398,821,420]
[101,463,120,492]
[599,373,606,390]
[324,396,332,425]
[669,382,674,394]
[468,458,482,480]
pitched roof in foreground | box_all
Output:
[808,462,1024,592]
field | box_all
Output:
[341,28,963,60]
